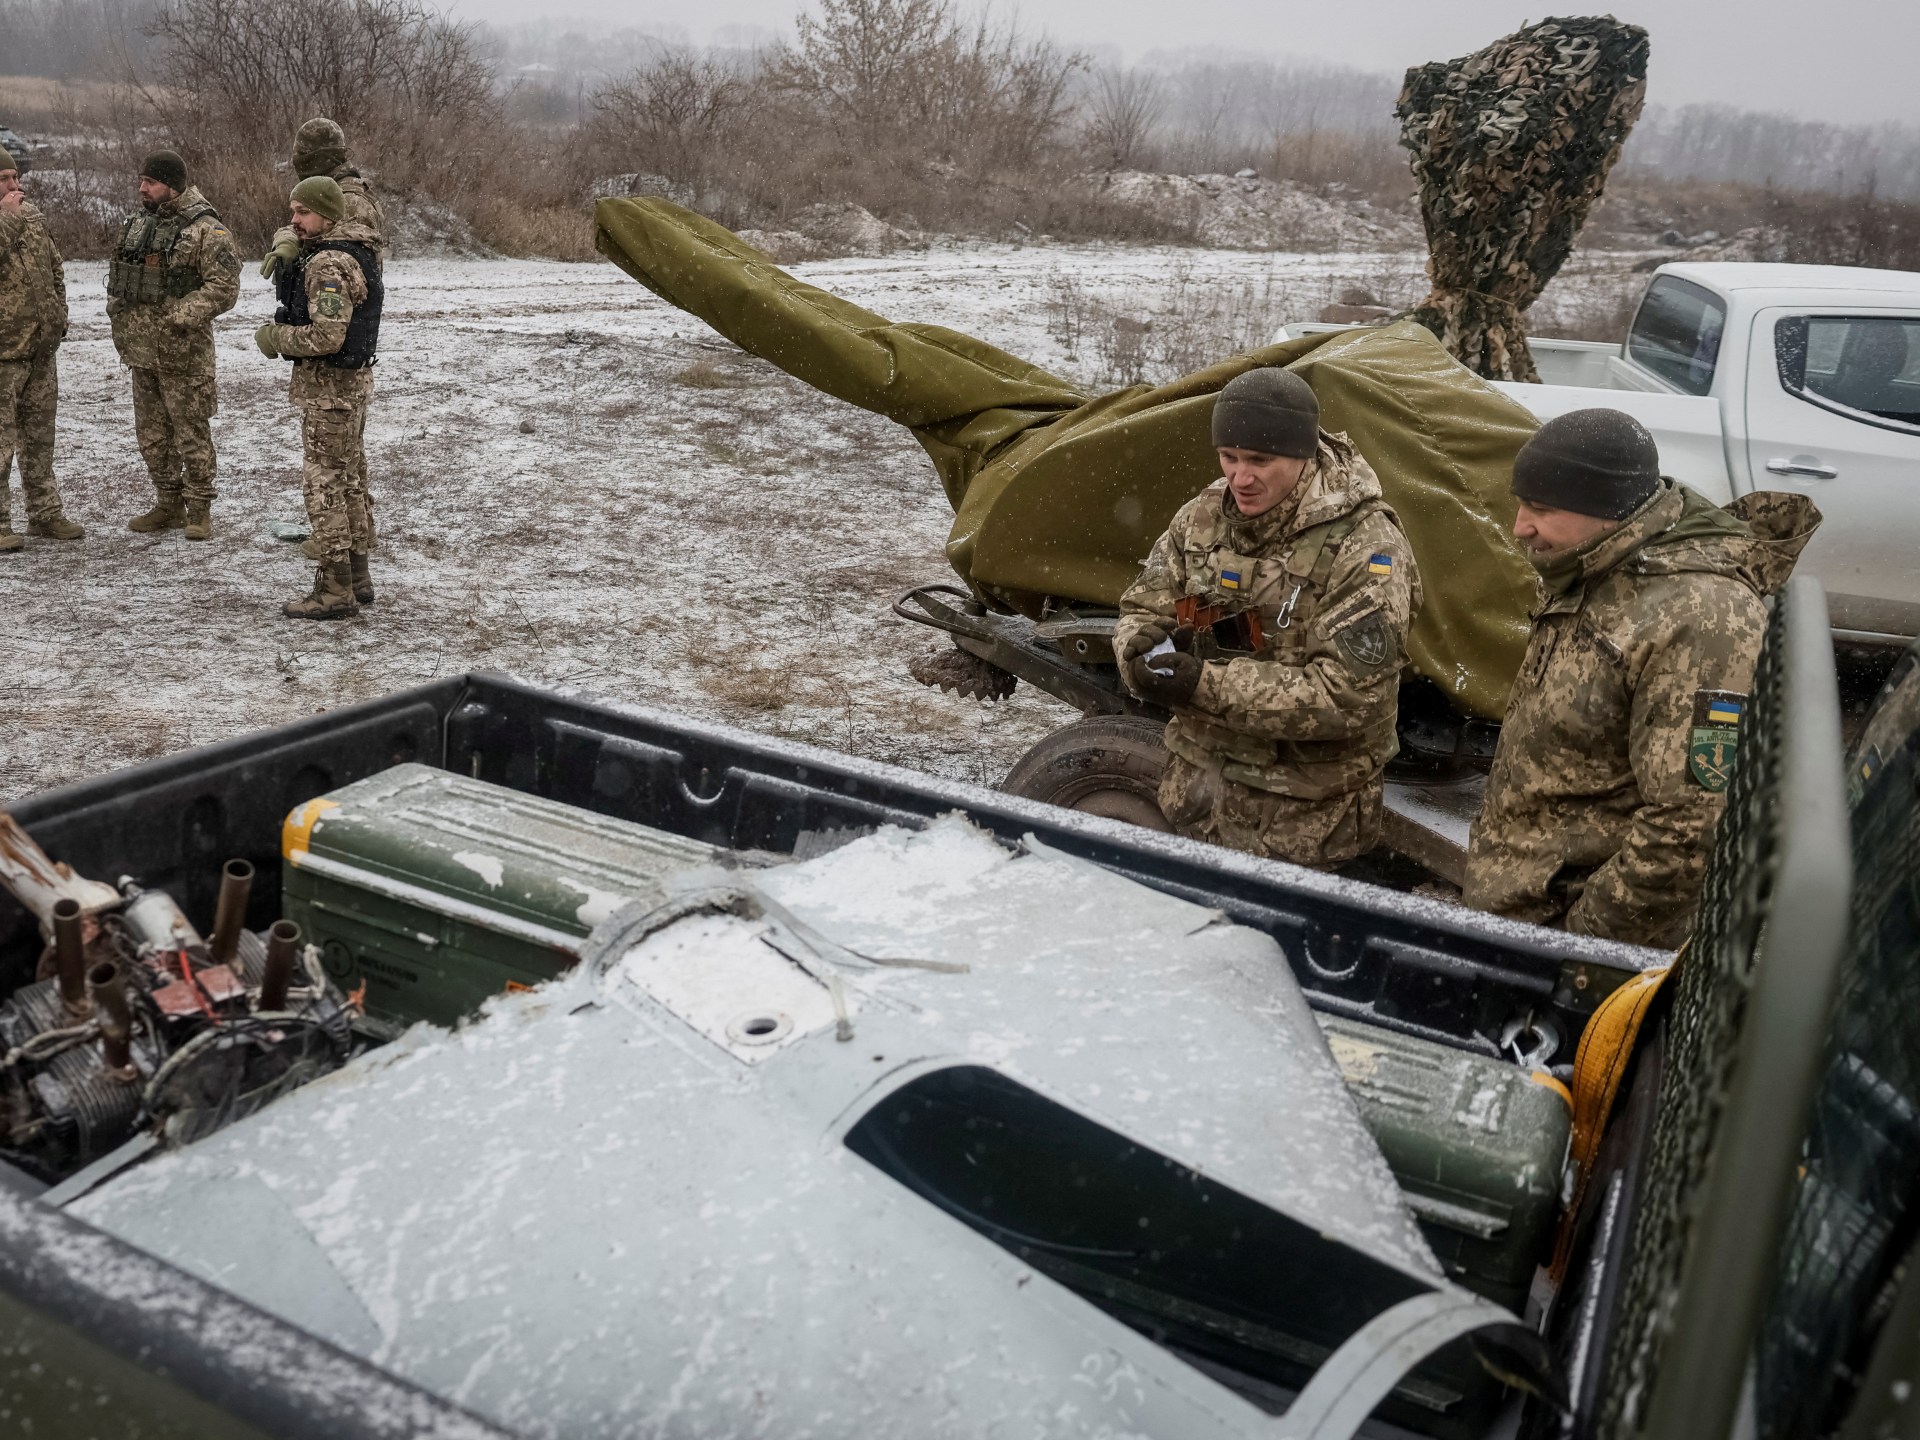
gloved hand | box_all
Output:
[1128,648,1202,709]
[259,237,299,280]
[253,323,280,358]
[1116,621,1169,664]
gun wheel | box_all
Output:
[908,645,1017,702]
[1002,715,1171,831]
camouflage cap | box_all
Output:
[1211,367,1320,459]
[291,175,345,222]
[0,145,16,175]
[1511,407,1661,520]
[293,117,348,179]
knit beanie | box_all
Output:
[291,175,345,223]
[1211,368,1321,460]
[140,151,188,192]
[0,146,17,175]
[1511,408,1662,520]
[292,117,348,179]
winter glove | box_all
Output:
[1116,621,1169,664]
[253,323,280,358]
[1128,648,1202,709]
[259,237,299,280]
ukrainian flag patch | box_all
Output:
[1367,553,1394,576]
[1218,568,1243,591]
[1688,689,1748,792]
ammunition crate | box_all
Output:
[1319,1014,1572,1312]
[281,764,718,1029]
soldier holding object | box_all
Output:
[1463,408,1820,948]
[262,117,386,559]
[0,143,82,552]
[106,151,239,540]
[255,176,382,620]
[1112,368,1422,869]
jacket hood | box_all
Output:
[1539,480,1820,600]
[303,219,381,250]
[1638,483,1821,597]
[1220,429,1382,549]
[158,185,211,217]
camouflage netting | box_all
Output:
[1396,17,1649,382]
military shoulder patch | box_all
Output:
[1334,610,1394,670]
[1687,688,1746,792]
[1366,552,1394,576]
[312,284,348,320]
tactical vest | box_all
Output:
[105,200,218,306]
[274,240,382,369]
[1166,498,1400,799]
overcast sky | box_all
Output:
[444,0,1919,127]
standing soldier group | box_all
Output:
[0,119,385,620]
[1116,372,1820,951]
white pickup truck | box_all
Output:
[1290,262,1920,644]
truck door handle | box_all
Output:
[1766,457,1839,480]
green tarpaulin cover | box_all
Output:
[594,198,1543,719]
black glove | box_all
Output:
[1129,648,1202,708]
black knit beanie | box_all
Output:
[1511,408,1662,520]
[1211,368,1320,459]
[140,151,188,192]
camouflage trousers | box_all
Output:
[130,367,218,504]
[0,348,66,531]
[301,396,373,565]
[1159,752,1383,870]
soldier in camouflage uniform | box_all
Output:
[261,118,385,559]
[106,151,240,540]
[1113,369,1422,869]
[255,176,382,620]
[1463,409,1820,948]
[0,143,82,552]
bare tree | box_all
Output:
[588,50,760,186]
[1083,64,1162,170]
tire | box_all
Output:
[1001,715,1172,832]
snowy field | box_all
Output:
[0,240,1639,804]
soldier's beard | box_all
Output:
[141,199,159,213]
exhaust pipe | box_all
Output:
[88,961,135,1077]
[207,858,254,967]
[52,897,89,1017]
[260,920,300,1012]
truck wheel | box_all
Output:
[1002,716,1171,831]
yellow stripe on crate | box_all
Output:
[282,797,339,863]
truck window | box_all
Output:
[1775,314,1920,435]
[1628,276,1728,395]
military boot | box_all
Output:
[128,499,184,533]
[0,527,21,555]
[283,561,359,621]
[183,503,212,541]
[29,514,85,541]
[348,551,375,605]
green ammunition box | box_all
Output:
[281,764,719,1030]
[1318,1014,1572,1312]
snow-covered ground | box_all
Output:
[1,240,1640,804]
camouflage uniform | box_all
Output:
[264,221,381,565]
[1114,432,1423,868]
[274,152,383,549]
[0,197,70,534]
[1463,483,1819,948]
[105,186,240,509]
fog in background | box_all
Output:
[440,0,1919,127]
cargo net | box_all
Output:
[1395,18,1649,382]
[1594,592,1789,1439]
[1754,653,1920,1438]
